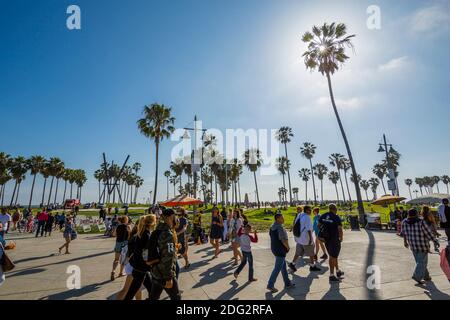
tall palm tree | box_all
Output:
[169,175,178,198]
[75,169,87,201]
[276,157,289,205]
[276,127,294,205]
[299,168,311,203]
[328,171,340,202]
[329,153,346,203]
[46,157,64,206]
[342,158,353,202]
[62,168,72,204]
[170,160,184,195]
[164,170,171,200]
[26,156,46,209]
[372,163,387,195]
[415,177,424,196]
[369,178,380,200]
[404,179,413,199]
[244,149,262,209]
[0,170,11,207]
[0,153,12,206]
[360,180,370,201]
[302,22,365,219]
[292,187,299,202]
[313,163,328,203]
[134,176,144,204]
[442,175,450,194]
[40,161,51,207]
[53,163,65,205]
[94,169,103,203]
[432,176,441,193]
[137,103,175,205]
[9,156,28,207]
[300,142,318,204]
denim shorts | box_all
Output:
[114,241,127,253]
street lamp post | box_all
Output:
[377,134,398,196]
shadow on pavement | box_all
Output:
[216,280,250,300]
[14,253,56,264]
[40,280,111,300]
[193,261,234,288]
[424,281,450,300]
[321,282,347,300]
[9,267,46,278]
[363,229,380,300]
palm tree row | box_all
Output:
[408,175,449,197]
[0,152,87,209]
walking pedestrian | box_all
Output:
[149,209,181,300]
[44,212,55,237]
[111,216,131,281]
[289,206,321,273]
[176,208,190,269]
[438,198,450,245]
[313,207,328,260]
[0,208,11,239]
[58,216,76,255]
[267,213,295,293]
[210,207,223,259]
[229,208,243,265]
[234,224,258,282]
[402,208,440,284]
[318,204,344,282]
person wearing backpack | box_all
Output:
[267,213,295,293]
[318,204,344,282]
[149,209,181,300]
[123,215,156,300]
[288,206,321,273]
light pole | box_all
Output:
[377,134,398,196]
[183,115,207,201]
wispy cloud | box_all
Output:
[378,56,410,72]
[410,4,450,34]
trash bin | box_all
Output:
[349,215,360,231]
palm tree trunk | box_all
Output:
[152,141,160,205]
[166,177,169,200]
[238,177,242,204]
[408,186,412,200]
[29,174,37,210]
[0,184,4,206]
[15,182,21,205]
[327,73,365,219]
[364,189,369,201]
[380,179,387,195]
[10,180,18,207]
[338,170,346,203]
[320,179,324,203]
[343,171,352,202]
[446,184,449,194]
[54,178,60,205]
[47,176,55,206]
[309,159,317,204]
[334,184,340,202]
[284,143,293,206]
[70,183,73,199]
[305,181,308,203]
[41,178,47,207]
[62,180,67,203]
[436,184,440,194]
[419,186,423,196]
[253,171,260,208]
[281,173,286,206]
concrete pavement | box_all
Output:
[1,228,449,300]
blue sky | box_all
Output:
[1,0,450,204]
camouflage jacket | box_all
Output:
[151,222,177,281]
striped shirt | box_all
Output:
[402,217,438,253]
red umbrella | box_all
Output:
[159,195,203,207]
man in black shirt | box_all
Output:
[318,204,344,282]
[438,198,450,245]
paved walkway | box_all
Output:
[1,229,449,300]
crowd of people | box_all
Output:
[0,198,449,297]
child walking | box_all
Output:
[233,224,258,282]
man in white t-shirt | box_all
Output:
[289,206,321,272]
[0,208,12,238]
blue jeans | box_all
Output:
[268,256,291,289]
[235,251,254,280]
[412,251,430,281]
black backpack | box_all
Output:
[293,218,302,238]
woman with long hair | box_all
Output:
[123,214,156,300]
[421,206,441,237]
[111,216,131,281]
[229,208,243,265]
[210,207,223,259]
